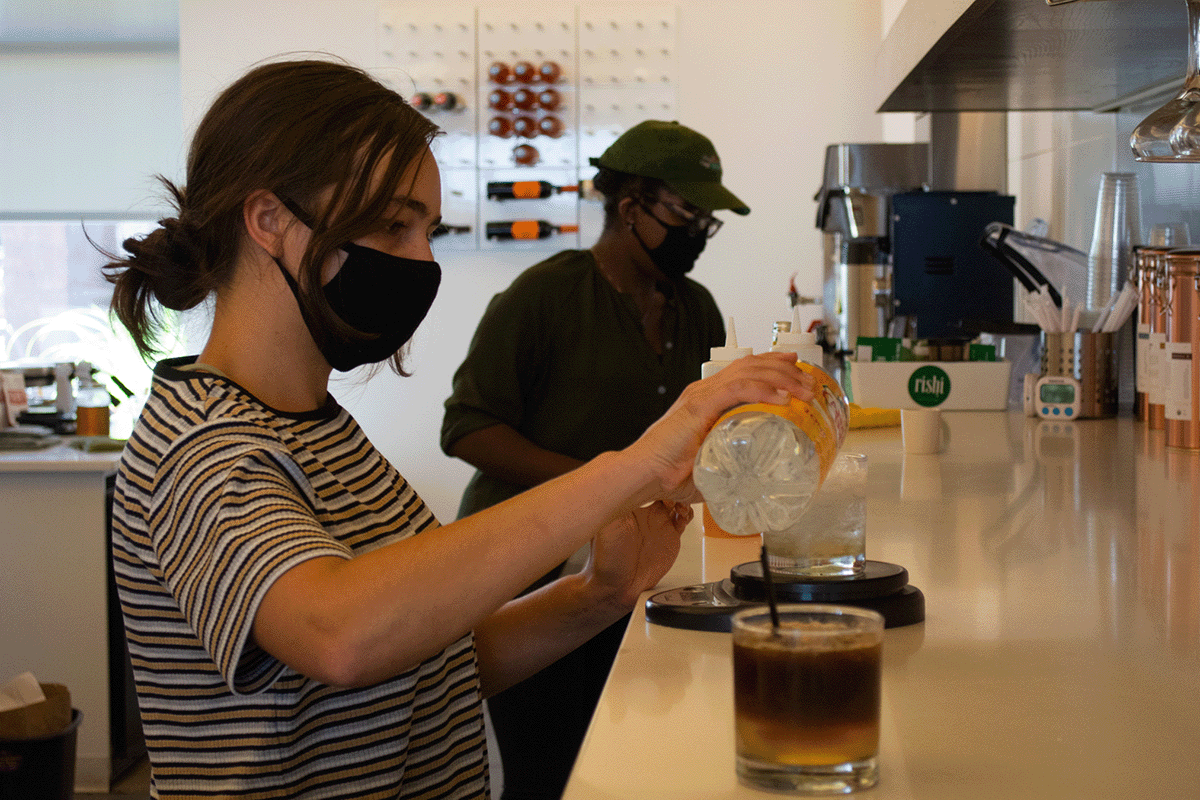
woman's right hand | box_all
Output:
[625,352,814,505]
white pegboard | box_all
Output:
[377,2,678,250]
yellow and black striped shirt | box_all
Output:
[112,357,488,798]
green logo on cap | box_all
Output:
[908,365,950,407]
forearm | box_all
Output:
[449,423,584,488]
[473,571,626,698]
[254,449,656,687]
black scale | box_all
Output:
[645,559,924,632]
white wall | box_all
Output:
[178,0,884,522]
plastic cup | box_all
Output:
[1087,172,1142,311]
[901,407,946,455]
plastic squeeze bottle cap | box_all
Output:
[702,317,754,378]
[770,307,823,366]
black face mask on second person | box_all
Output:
[631,205,708,281]
[275,196,442,372]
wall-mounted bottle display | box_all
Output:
[378,2,678,249]
[486,220,580,240]
[487,181,579,200]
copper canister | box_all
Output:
[1148,247,1171,430]
[1136,246,1167,422]
[1163,248,1200,449]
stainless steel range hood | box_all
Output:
[878,0,1189,113]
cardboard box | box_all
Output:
[847,360,1012,410]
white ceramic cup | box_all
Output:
[902,407,946,454]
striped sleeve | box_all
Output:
[149,422,352,693]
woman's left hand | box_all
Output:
[584,500,692,609]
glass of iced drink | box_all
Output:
[763,452,867,576]
[732,604,883,794]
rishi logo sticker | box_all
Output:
[908,365,951,407]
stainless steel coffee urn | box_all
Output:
[814,143,929,366]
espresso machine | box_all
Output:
[814,142,930,371]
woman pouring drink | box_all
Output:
[104,57,812,798]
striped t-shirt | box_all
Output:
[111,357,489,799]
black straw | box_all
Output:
[759,543,782,633]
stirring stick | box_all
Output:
[759,544,782,632]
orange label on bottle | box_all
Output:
[512,181,541,199]
[510,220,540,239]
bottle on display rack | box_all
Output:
[433,92,461,111]
[512,115,539,138]
[536,87,562,111]
[486,220,580,240]
[488,116,514,138]
[513,88,539,110]
[487,181,579,200]
[538,60,562,83]
[512,60,538,83]
[537,115,564,138]
[488,61,512,83]
[512,144,540,165]
[488,89,513,111]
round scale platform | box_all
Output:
[645,560,924,632]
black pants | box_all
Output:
[487,565,630,800]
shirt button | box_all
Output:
[664,341,673,349]
[658,385,667,395]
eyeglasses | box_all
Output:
[643,198,724,239]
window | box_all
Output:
[0,220,185,437]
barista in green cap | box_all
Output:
[441,120,749,800]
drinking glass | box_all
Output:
[763,453,867,577]
[732,604,884,794]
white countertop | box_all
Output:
[564,412,1200,800]
[0,439,123,473]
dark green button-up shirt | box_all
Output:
[441,249,725,518]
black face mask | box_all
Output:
[632,204,708,281]
[275,197,442,372]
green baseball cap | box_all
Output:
[589,120,750,215]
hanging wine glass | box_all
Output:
[1131,0,1200,161]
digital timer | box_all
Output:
[1035,375,1083,419]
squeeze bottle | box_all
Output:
[771,307,824,367]
[699,318,753,538]
[693,330,849,537]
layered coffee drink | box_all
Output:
[732,605,883,793]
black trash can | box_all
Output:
[0,708,82,800]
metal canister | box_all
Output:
[1135,246,1167,422]
[1163,248,1200,449]
[1146,247,1171,429]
